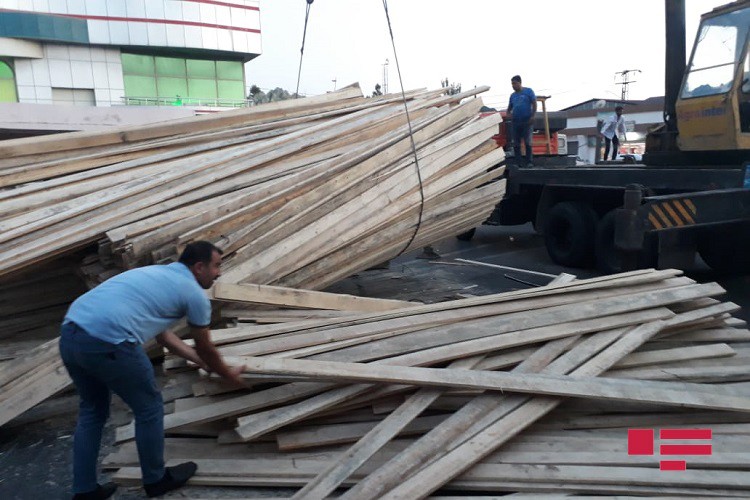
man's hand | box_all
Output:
[192,326,249,388]
[223,365,247,388]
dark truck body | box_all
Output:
[485,161,750,273]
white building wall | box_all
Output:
[1,0,261,107]
[13,43,123,105]
[2,0,262,55]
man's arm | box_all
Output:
[190,326,245,385]
[528,90,537,124]
[155,330,209,371]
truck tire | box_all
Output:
[698,224,750,274]
[544,202,598,267]
[595,209,658,274]
[456,228,476,241]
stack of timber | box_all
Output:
[0,83,506,291]
[107,269,750,497]
[0,260,86,360]
[0,83,506,426]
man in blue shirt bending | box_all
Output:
[59,241,244,499]
[507,75,537,167]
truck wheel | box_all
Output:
[698,224,750,274]
[456,228,476,241]
[595,209,658,274]
[544,202,598,267]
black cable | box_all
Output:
[381,0,427,256]
[294,0,314,99]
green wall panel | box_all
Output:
[122,54,155,76]
[0,61,14,79]
[122,53,244,104]
[187,60,216,79]
[188,78,217,98]
[0,61,17,103]
[123,75,157,97]
[217,61,243,80]
[0,80,17,102]
[217,80,244,99]
[157,77,188,98]
[155,57,186,78]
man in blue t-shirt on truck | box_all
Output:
[507,75,537,167]
[59,241,245,500]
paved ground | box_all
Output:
[1,223,747,499]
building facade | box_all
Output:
[561,97,664,163]
[0,0,261,110]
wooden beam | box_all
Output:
[211,282,414,312]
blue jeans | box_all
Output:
[59,323,164,493]
[512,120,533,165]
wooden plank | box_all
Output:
[211,282,414,312]
[0,359,71,426]
[612,343,736,369]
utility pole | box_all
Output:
[382,59,389,94]
[615,69,641,100]
[331,77,337,91]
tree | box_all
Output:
[372,83,383,97]
[248,84,295,104]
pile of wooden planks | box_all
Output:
[0,83,511,430]
[0,260,86,359]
[0,83,506,291]
[0,337,72,427]
[107,269,750,497]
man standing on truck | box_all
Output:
[507,75,537,167]
[600,105,627,161]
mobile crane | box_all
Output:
[478,0,750,274]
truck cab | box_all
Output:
[677,1,750,153]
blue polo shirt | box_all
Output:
[508,87,536,121]
[64,262,212,345]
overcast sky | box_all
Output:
[245,1,730,110]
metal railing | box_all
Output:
[120,96,254,107]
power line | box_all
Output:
[615,69,641,100]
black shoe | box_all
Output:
[144,461,198,498]
[72,482,117,500]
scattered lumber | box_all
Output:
[102,269,750,497]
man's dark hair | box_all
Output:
[511,75,522,83]
[179,241,223,267]
[615,105,624,111]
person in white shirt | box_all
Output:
[600,105,627,161]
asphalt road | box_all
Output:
[331,223,750,325]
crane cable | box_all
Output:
[381,0,427,256]
[294,0,314,98]
[294,0,428,254]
